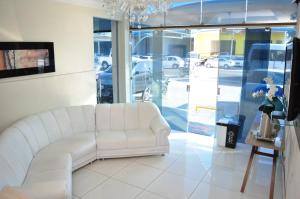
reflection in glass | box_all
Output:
[93,18,113,104]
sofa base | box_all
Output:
[96,145,169,159]
[72,151,97,171]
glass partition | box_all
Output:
[130,0,296,28]
[238,27,295,141]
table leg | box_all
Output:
[240,146,257,193]
[269,150,278,199]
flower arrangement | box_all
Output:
[252,77,283,101]
[252,77,284,115]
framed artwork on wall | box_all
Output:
[0,42,55,78]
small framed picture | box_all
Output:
[0,42,55,78]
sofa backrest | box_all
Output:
[0,128,34,190]
[96,102,160,131]
[12,105,95,156]
[0,105,95,191]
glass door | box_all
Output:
[130,29,191,132]
[161,29,191,132]
[130,29,220,134]
[216,28,245,134]
[187,29,219,136]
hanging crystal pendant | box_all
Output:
[100,0,173,27]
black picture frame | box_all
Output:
[0,42,55,78]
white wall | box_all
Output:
[285,123,300,199]
[284,4,300,199]
[0,0,117,131]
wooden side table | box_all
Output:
[240,113,284,199]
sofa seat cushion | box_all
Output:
[27,153,72,176]
[23,155,72,199]
[97,131,127,150]
[125,129,156,148]
[24,170,70,185]
[37,133,96,163]
[16,181,70,199]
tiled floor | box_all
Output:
[72,132,284,199]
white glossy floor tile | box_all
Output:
[135,154,178,170]
[203,165,244,192]
[146,172,199,199]
[71,132,284,199]
[86,158,134,177]
[243,173,283,199]
[190,182,241,199]
[136,191,168,199]
[82,179,142,199]
[240,194,261,199]
[112,162,163,188]
[73,168,108,197]
[251,155,278,179]
[213,151,249,172]
[193,148,221,166]
[166,154,209,181]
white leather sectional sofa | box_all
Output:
[0,102,170,199]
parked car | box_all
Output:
[132,61,169,100]
[139,55,153,60]
[96,66,113,103]
[95,49,112,71]
[247,43,286,70]
[205,57,231,68]
[230,56,244,67]
[185,51,202,67]
[132,55,143,65]
[97,62,169,102]
[163,56,185,68]
[205,56,244,69]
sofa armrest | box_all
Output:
[150,115,171,136]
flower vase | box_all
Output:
[259,113,273,139]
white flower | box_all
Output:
[265,77,278,101]
[264,77,274,85]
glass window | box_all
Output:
[130,0,296,28]
[202,0,246,25]
[246,0,297,23]
[165,1,202,26]
[130,13,165,28]
[94,18,113,104]
[131,26,295,142]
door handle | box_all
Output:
[217,87,220,95]
[186,85,190,92]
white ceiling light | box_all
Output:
[100,0,173,27]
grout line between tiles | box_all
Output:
[74,134,283,199]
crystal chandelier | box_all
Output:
[100,0,173,27]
